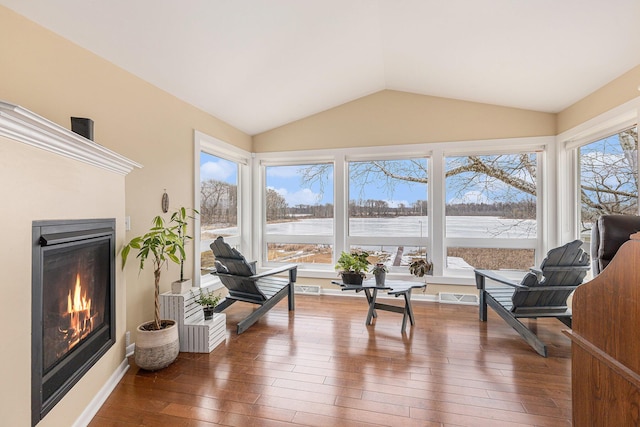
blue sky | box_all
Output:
[201,139,637,208]
[200,152,237,184]
[266,162,427,207]
[201,155,533,207]
[266,165,334,206]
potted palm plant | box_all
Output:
[170,207,198,294]
[121,213,186,370]
[335,251,371,285]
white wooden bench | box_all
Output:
[160,288,226,353]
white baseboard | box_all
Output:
[72,358,130,427]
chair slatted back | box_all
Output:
[512,240,589,311]
[210,237,266,303]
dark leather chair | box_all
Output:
[591,214,640,276]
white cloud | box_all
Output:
[201,160,235,182]
[271,187,321,206]
[266,165,303,179]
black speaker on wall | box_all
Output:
[71,117,94,141]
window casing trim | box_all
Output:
[557,97,640,242]
[194,130,251,288]
[255,136,553,280]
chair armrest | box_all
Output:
[474,269,524,288]
[475,269,582,292]
[251,264,298,281]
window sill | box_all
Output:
[259,266,477,286]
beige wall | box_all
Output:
[0,136,126,426]
[253,89,557,152]
[0,6,251,337]
[558,65,640,133]
[0,7,250,425]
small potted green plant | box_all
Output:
[192,288,221,320]
[335,251,371,285]
[409,257,434,284]
[371,263,388,286]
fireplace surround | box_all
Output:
[31,218,116,426]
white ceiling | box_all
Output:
[3,0,640,135]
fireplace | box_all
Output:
[31,219,116,426]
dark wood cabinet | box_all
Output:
[565,233,640,426]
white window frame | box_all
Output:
[257,155,337,271]
[558,98,640,243]
[441,145,545,277]
[345,155,431,274]
[254,137,552,285]
[193,130,251,288]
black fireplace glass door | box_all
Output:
[42,239,110,373]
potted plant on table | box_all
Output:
[121,213,186,370]
[192,288,221,320]
[170,207,198,294]
[335,250,371,285]
[371,263,389,286]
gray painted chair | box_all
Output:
[210,237,297,334]
[474,240,589,356]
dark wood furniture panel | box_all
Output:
[565,232,640,426]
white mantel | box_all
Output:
[0,101,141,174]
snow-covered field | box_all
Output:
[201,216,536,252]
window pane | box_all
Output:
[579,126,638,242]
[447,247,535,271]
[265,164,334,236]
[348,159,428,237]
[199,152,238,275]
[445,154,537,239]
[267,243,333,264]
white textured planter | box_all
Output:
[134,320,179,371]
[171,278,192,294]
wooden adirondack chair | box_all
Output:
[474,240,589,357]
[210,237,297,334]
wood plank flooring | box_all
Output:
[90,293,572,426]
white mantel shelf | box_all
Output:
[0,101,142,175]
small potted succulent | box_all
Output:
[371,263,388,286]
[335,250,371,285]
[192,288,221,320]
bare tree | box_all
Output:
[300,128,638,226]
[266,188,287,221]
[200,179,237,226]
[580,127,638,229]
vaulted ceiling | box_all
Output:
[2,0,640,135]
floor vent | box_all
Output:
[295,285,321,294]
[438,292,478,305]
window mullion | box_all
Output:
[430,148,445,277]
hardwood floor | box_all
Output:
[90,293,572,426]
